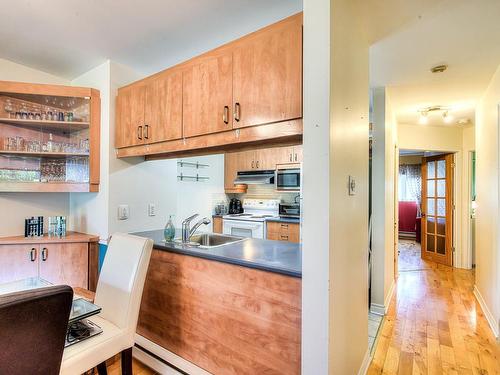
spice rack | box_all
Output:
[0,81,100,192]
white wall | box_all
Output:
[371,87,397,313]
[474,64,500,337]
[302,0,331,372]
[69,61,112,240]
[398,123,474,269]
[0,59,70,236]
[303,0,369,373]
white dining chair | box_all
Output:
[60,233,153,375]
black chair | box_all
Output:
[0,285,73,375]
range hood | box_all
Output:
[234,170,275,185]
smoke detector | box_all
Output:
[430,64,448,73]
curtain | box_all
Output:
[399,164,422,215]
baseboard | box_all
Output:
[133,347,183,375]
[473,286,500,338]
[135,334,211,375]
[370,303,385,316]
[370,279,396,316]
[357,347,372,375]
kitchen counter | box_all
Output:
[133,229,302,278]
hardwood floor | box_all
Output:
[106,358,156,375]
[398,240,433,272]
[368,265,500,374]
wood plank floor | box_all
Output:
[368,264,500,374]
[106,358,156,375]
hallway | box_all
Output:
[398,240,432,272]
[367,265,500,374]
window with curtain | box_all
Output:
[399,164,422,209]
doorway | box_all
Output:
[397,150,455,270]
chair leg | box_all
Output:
[121,347,133,375]
[96,361,108,375]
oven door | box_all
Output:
[276,169,301,191]
[223,219,264,239]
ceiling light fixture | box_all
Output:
[442,111,453,124]
[418,110,429,125]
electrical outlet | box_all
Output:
[148,203,156,217]
[118,205,129,220]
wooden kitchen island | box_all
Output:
[134,230,302,375]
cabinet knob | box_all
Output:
[251,161,255,169]
[234,103,241,122]
[256,160,260,169]
[138,126,143,140]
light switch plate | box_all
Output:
[348,176,356,195]
[118,205,129,220]
[148,203,156,217]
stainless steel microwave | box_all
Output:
[276,168,301,191]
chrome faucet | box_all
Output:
[181,214,211,243]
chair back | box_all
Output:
[94,233,153,331]
[0,285,73,375]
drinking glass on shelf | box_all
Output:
[4,99,14,118]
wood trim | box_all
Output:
[0,231,99,245]
[89,88,101,187]
[88,241,99,292]
[117,119,303,160]
[0,80,93,97]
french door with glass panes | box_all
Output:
[421,154,454,266]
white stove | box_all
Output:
[222,199,280,238]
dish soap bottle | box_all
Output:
[164,215,176,242]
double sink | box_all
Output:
[174,233,245,249]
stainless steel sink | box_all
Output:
[174,233,245,248]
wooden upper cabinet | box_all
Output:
[183,51,233,138]
[232,13,302,129]
[116,83,146,148]
[144,71,183,143]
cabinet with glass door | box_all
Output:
[0,81,100,192]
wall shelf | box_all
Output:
[0,182,93,193]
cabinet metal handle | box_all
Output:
[223,106,229,124]
[280,235,289,241]
[251,160,255,169]
[289,153,293,162]
[256,160,260,169]
[281,224,289,228]
[294,153,298,162]
[29,248,36,262]
[42,247,48,261]
[144,125,149,139]
[234,102,240,122]
[138,126,143,140]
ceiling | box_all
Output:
[0,0,302,79]
[369,0,500,127]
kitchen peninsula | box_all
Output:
[133,229,301,375]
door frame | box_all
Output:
[397,149,460,269]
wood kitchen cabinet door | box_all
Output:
[0,245,38,283]
[183,51,233,138]
[115,83,146,148]
[232,13,302,129]
[145,71,183,143]
[39,243,88,289]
